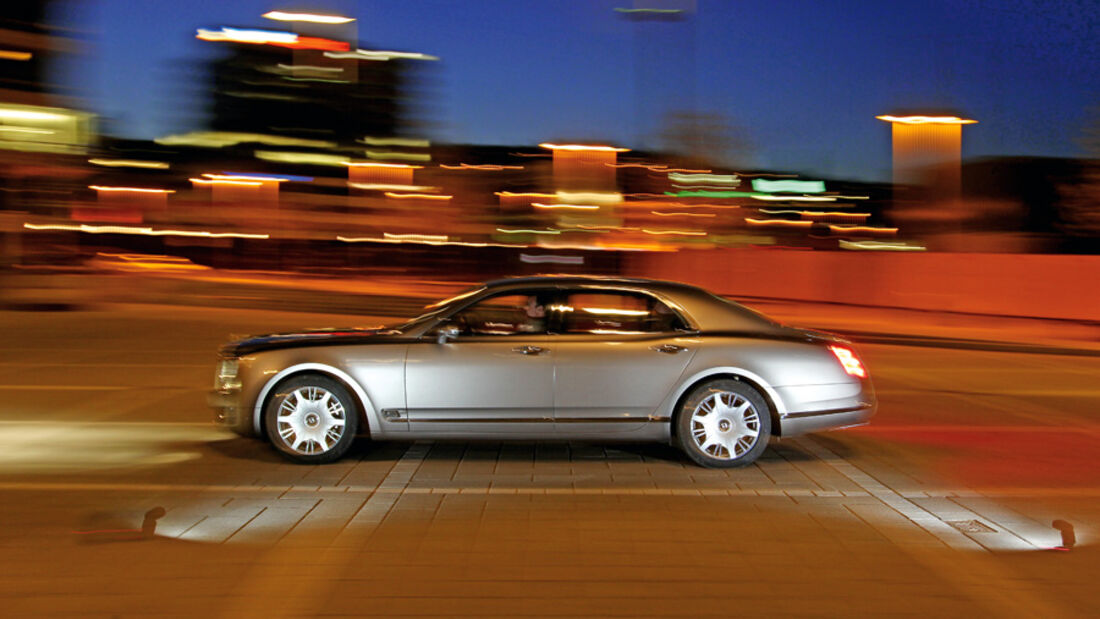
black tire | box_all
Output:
[264,374,359,464]
[675,378,771,468]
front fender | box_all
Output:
[252,363,381,436]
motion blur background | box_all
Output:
[2,4,1100,617]
[0,0,1098,317]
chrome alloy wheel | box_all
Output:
[689,391,761,460]
[275,386,347,455]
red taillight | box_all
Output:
[828,345,866,378]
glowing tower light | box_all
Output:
[877,114,977,202]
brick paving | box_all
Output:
[1,435,1094,617]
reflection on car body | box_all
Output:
[208,276,876,467]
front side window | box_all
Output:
[448,292,551,336]
[558,291,686,334]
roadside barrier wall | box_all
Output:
[623,250,1100,322]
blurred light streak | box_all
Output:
[641,229,707,235]
[495,192,556,198]
[365,150,431,161]
[88,159,169,169]
[497,228,561,235]
[345,162,422,169]
[283,76,350,84]
[664,168,713,173]
[349,182,437,191]
[667,190,756,198]
[196,27,298,44]
[262,10,355,24]
[92,252,210,272]
[749,194,837,202]
[0,108,70,122]
[276,64,343,73]
[338,235,522,248]
[157,132,335,148]
[202,174,288,183]
[23,223,268,239]
[383,192,452,200]
[324,49,439,61]
[220,172,312,182]
[839,240,926,251]
[361,137,431,147]
[533,203,599,210]
[189,178,264,187]
[668,172,739,185]
[752,179,826,193]
[744,218,814,227]
[651,211,716,217]
[520,254,584,265]
[383,232,447,242]
[89,186,175,194]
[556,191,623,205]
[0,50,32,61]
[539,143,630,152]
[0,126,54,135]
[440,163,524,170]
[606,163,668,170]
[876,115,977,125]
[828,224,898,234]
[255,151,347,165]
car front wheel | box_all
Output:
[264,375,359,464]
[676,378,771,468]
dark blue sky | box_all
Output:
[51,0,1099,182]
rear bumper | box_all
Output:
[778,402,875,437]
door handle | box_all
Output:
[650,344,688,354]
[512,345,546,355]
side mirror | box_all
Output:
[436,325,461,344]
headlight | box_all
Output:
[214,358,241,391]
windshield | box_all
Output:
[389,285,487,332]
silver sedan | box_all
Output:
[209,276,875,467]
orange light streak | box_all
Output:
[876,115,977,125]
[651,211,717,217]
[190,178,264,187]
[89,186,175,194]
[23,223,267,239]
[538,143,630,153]
[202,173,289,182]
[744,218,814,227]
[495,192,556,198]
[827,225,898,234]
[533,203,600,210]
[383,192,452,200]
[440,163,524,170]
[641,229,707,236]
[345,162,423,169]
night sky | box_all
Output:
[50,0,1100,182]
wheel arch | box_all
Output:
[253,363,379,437]
[667,368,786,442]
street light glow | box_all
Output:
[262,10,355,24]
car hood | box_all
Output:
[222,326,406,356]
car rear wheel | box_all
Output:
[676,378,771,468]
[264,375,358,464]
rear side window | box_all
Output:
[557,291,686,334]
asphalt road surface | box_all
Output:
[1,304,1097,618]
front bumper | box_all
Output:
[208,389,250,435]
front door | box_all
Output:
[405,292,556,435]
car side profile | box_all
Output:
[208,276,875,467]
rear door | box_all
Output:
[550,288,698,435]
